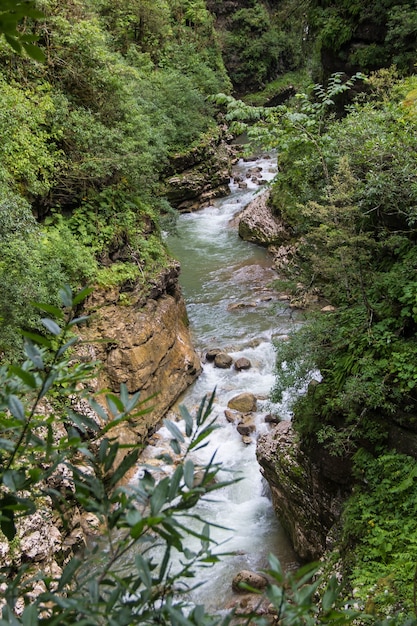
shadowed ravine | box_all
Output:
[138,155,300,610]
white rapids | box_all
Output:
[136,153,300,610]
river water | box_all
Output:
[140,154,299,610]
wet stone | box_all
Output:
[234,357,251,371]
[214,352,234,369]
[205,348,222,361]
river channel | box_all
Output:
[140,154,299,610]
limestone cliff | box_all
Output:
[82,262,202,446]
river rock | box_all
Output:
[227,302,257,311]
[205,348,222,361]
[238,189,291,247]
[227,393,257,413]
[224,409,241,423]
[236,417,256,436]
[264,413,280,424]
[232,570,268,593]
[246,167,262,178]
[241,435,253,445]
[256,421,351,561]
[234,357,251,371]
[214,352,234,368]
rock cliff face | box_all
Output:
[256,421,351,561]
[165,132,237,212]
[82,262,202,446]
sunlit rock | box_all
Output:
[227,393,257,413]
[232,570,268,592]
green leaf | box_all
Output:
[67,410,100,435]
[59,285,73,308]
[41,318,61,336]
[72,286,94,305]
[9,366,37,389]
[103,442,118,473]
[163,419,184,443]
[68,316,90,328]
[87,398,108,422]
[106,393,124,417]
[21,603,38,626]
[183,460,194,489]
[22,42,45,63]
[322,577,339,612]
[4,33,21,53]
[134,554,152,589]
[126,508,142,527]
[179,404,193,437]
[39,371,58,397]
[130,518,146,539]
[8,395,25,421]
[0,495,17,541]
[20,331,51,348]
[3,469,27,491]
[31,302,64,319]
[109,448,139,488]
[170,439,181,455]
[57,558,82,592]
[24,342,44,369]
[168,465,183,501]
[150,477,170,516]
[57,337,79,358]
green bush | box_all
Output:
[342,451,417,619]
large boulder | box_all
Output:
[236,417,256,436]
[234,357,251,371]
[227,393,257,413]
[232,570,268,593]
[238,190,291,247]
[214,352,234,369]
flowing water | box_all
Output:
[138,154,300,610]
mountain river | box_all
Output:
[138,154,300,610]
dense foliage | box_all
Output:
[255,69,417,619]
[208,0,307,96]
[0,0,230,360]
[308,0,417,77]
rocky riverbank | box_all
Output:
[0,261,201,608]
[81,262,201,448]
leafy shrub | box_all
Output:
[342,451,417,619]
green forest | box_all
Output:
[2,0,417,623]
